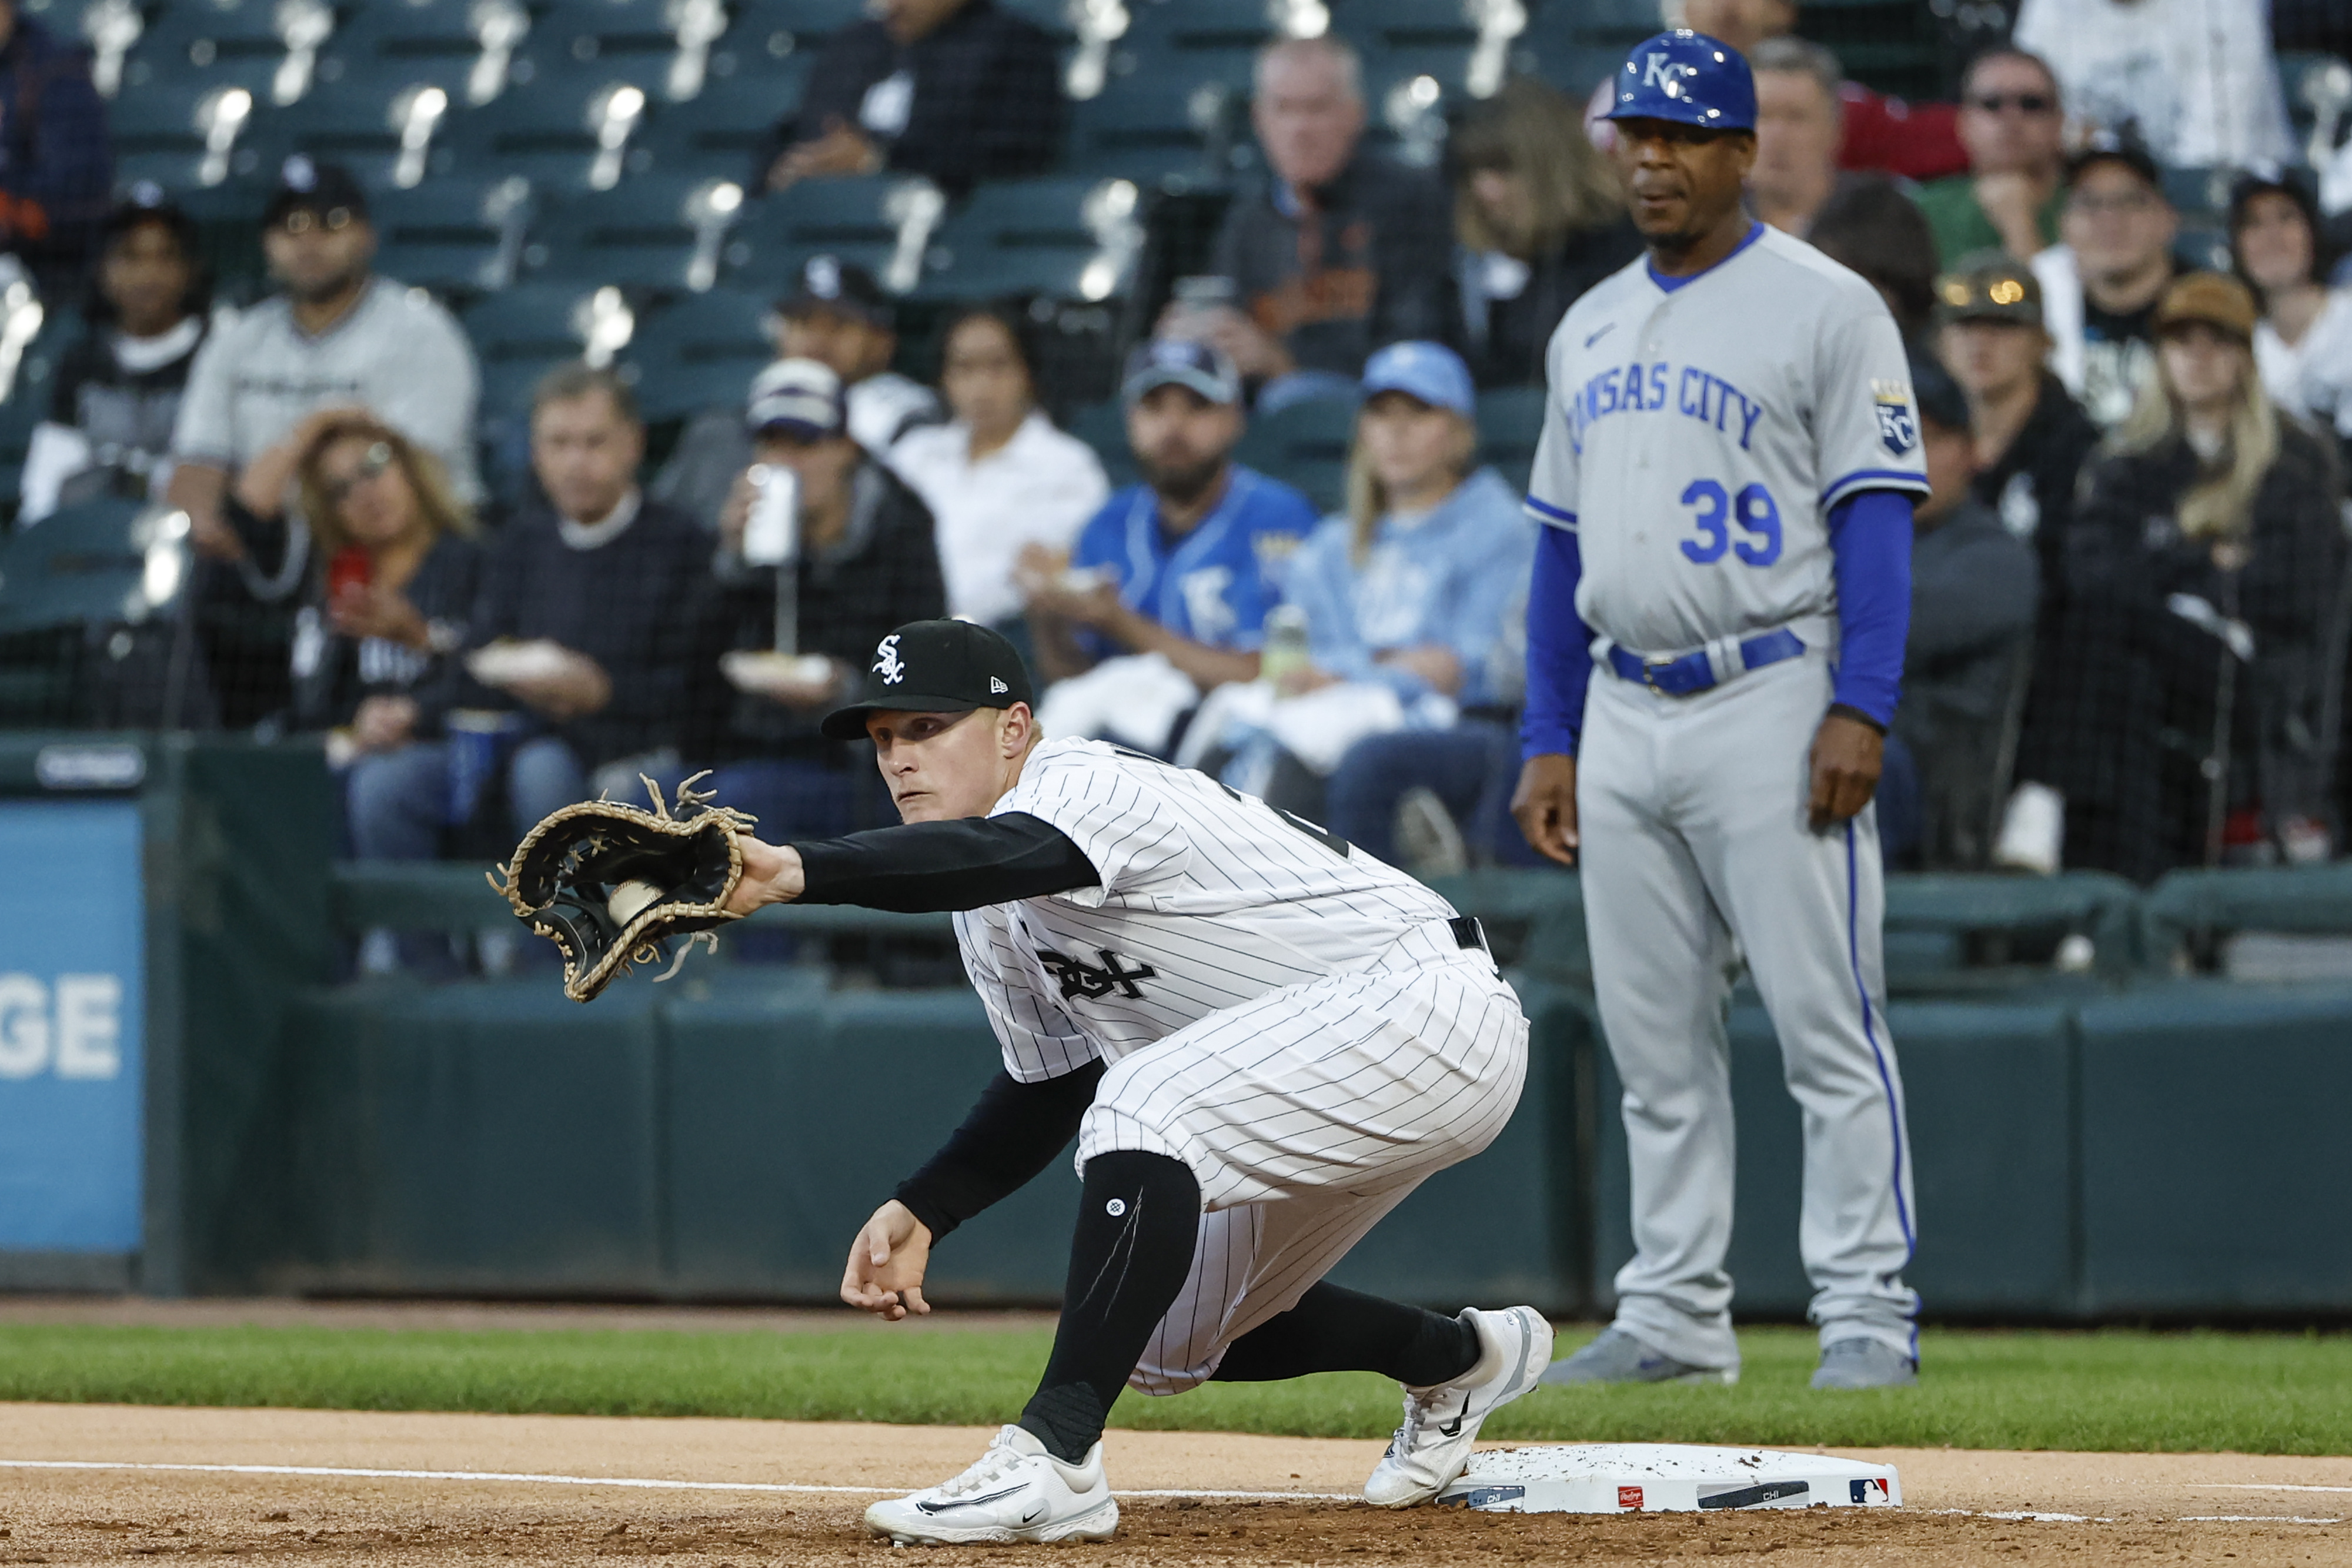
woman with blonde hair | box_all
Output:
[1193,343,1532,857]
[2056,272,2346,878]
[279,414,481,766]
[1450,76,1641,387]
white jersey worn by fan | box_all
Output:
[955,737,1528,1395]
[1527,222,1927,1372]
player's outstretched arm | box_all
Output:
[724,835,805,915]
[842,1199,933,1320]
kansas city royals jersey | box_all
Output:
[1525,224,1929,655]
[1070,465,1315,653]
[953,738,1457,1082]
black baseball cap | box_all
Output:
[820,620,1037,740]
[263,155,370,228]
[2063,129,2162,195]
[779,253,893,329]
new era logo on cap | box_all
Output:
[990,676,1008,694]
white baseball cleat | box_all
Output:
[863,1423,1120,1546]
[1364,1305,1555,1507]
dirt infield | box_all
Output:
[5,1403,2348,1566]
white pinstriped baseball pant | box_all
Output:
[1070,930,1529,1396]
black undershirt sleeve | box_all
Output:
[790,813,1100,912]
[893,1059,1108,1241]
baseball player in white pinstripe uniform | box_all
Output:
[723,619,1545,1546]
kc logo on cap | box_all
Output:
[282,154,318,190]
[806,255,841,299]
[873,634,906,685]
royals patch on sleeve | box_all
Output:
[1872,380,1917,456]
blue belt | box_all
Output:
[1605,628,1807,696]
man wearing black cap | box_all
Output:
[652,255,940,534]
[2030,133,2178,430]
[713,617,1541,1544]
[693,357,945,842]
[1884,355,2039,870]
[165,158,481,721]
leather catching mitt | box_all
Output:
[491,771,759,1002]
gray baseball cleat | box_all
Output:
[1539,1326,1739,1386]
[1810,1338,1919,1390]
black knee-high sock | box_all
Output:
[1018,1151,1201,1463]
[1211,1282,1481,1388]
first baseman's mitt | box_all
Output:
[490,772,759,1003]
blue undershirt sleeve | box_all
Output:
[1826,488,1915,730]
[1519,524,1594,760]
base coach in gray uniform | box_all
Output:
[721,620,1548,1545]
[1512,33,1929,1391]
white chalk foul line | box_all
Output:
[2178,1516,2346,1524]
[2206,1483,2352,1495]
[0,1459,1354,1503]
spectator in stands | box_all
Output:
[1023,340,1318,754]
[2227,169,2351,423]
[2013,0,2293,170]
[1882,356,2039,871]
[694,359,944,841]
[652,255,941,533]
[1808,179,1940,342]
[757,0,1064,199]
[0,0,112,293]
[1913,48,2069,268]
[18,187,207,525]
[1935,253,2101,585]
[1217,342,1535,843]
[1747,38,1862,238]
[357,365,706,865]
[1449,77,1640,389]
[890,305,1107,629]
[167,158,480,727]
[1663,0,1965,179]
[286,417,480,765]
[1163,35,1454,410]
[2056,275,2345,878]
[2031,135,2178,432]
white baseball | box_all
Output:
[609,879,664,924]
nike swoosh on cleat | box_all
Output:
[1438,1415,1464,1438]
[1020,1503,1047,1526]
[916,1485,1027,1515]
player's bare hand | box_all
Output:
[1511,753,1579,867]
[841,1199,933,1320]
[1808,713,1884,830]
[724,836,805,915]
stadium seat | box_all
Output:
[1117,0,1279,92]
[920,175,1143,303]
[0,496,154,637]
[525,173,751,291]
[122,0,335,103]
[1235,392,1359,516]
[270,79,462,191]
[626,289,775,420]
[635,74,803,179]
[1067,76,1244,189]
[726,176,946,292]
[1065,397,1140,490]
[1475,385,1548,497]
[309,1,512,105]
[435,58,660,192]
[368,176,537,296]
[462,281,638,420]
[106,78,276,191]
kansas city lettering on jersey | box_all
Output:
[1569,361,1764,453]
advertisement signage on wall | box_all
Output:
[0,801,145,1252]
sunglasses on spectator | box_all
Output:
[323,442,395,506]
[279,206,356,235]
[1967,93,2056,114]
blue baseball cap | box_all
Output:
[1604,30,1756,132]
[1361,341,1475,416]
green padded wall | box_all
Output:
[2077,981,2352,1315]
[1592,1001,2077,1322]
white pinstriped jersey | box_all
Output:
[1525,223,1929,655]
[953,738,1459,1083]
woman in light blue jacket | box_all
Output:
[1202,342,1535,860]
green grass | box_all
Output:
[2,1322,2348,1455]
